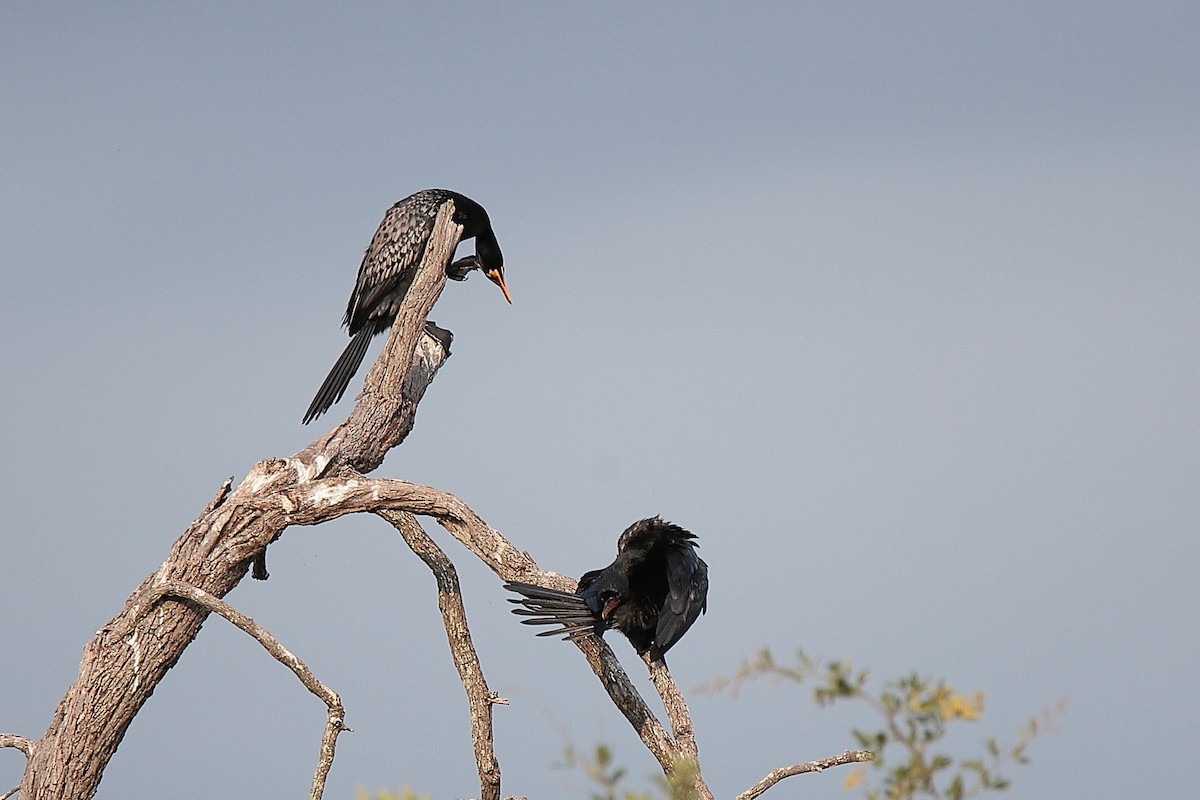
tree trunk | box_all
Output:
[18,203,463,800]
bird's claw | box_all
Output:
[446,255,479,281]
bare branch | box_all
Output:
[20,201,464,800]
[646,658,710,794]
[295,209,458,478]
[1,733,34,799]
[735,749,875,800]
[20,195,721,800]
[140,579,346,800]
[203,477,234,515]
[382,510,501,800]
[0,734,34,756]
[574,636,680,771]
[647,659,698,760]
[263,475,694,779]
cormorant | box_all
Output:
[302,188,510,424]
[505,517,709,661]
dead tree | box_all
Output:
[2,200,871,800]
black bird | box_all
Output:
[302,188,510,424]
[505,517,709,661]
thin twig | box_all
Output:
[143,579,346,800]
[735,749,875,800]
[383,510,502,800]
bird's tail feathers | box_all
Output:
[504,581,601,642]
[302,328,373,424]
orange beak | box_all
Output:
[485,268,513,304]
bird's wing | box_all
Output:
[343,190,452,329]
[654,546,710,657]
[504,581,603,642]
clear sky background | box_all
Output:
[2,3,1197,798]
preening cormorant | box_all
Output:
[505,517,709,661]
[302,188,510,424]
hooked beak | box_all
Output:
[601,596,621,620]
[485,268,513,304]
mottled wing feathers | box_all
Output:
[343,189,456,331]
[303,188,500,425]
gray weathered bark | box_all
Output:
[15,203,463,800]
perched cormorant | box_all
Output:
[505,517,709,661]
[302,188,510,424]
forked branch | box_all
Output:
[136,579,346,800]
[266,474,702,791]
[16,195,865,800]
[18,201,464,800]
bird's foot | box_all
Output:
[423,320,454,352]
[446,255,479,281]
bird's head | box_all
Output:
[597,589,623,621]
[581,567,628,624]
[474,228,511,304]
[617,516,694,555]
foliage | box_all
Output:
[361,650,1058,800]
[702,648,1061,800]
[356,787,432,800]
[561,743,701,800]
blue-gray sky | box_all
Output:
[3,3,1197,798]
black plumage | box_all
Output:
[505,517,709,661]
[302,188,510,424]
